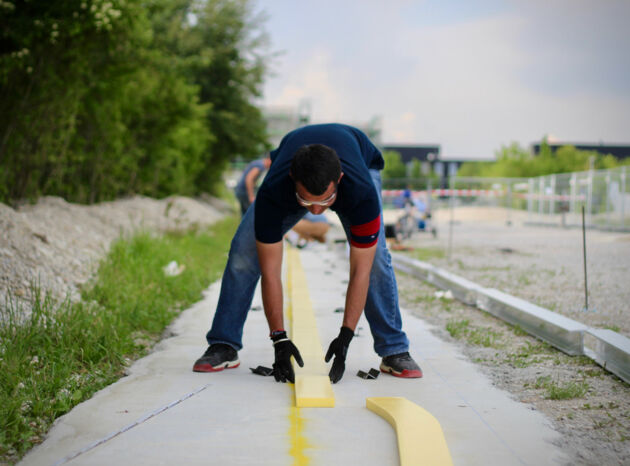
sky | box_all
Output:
[254,0,630,160]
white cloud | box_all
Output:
[261,2,630,159]
[379,12,630,157]
[264,48,352,121]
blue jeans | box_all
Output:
[234,189,251,216]
[207,170,410,357]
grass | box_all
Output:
[605,325,621,332]
[0,216,238,464]
[533,375,590,400]
[402,246,446,262]
[504,340,553,368]
[445,318,503,348]
[446,318,470,339]
[467,327,502,347]
[511,324,529,337]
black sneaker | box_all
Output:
[380,352,423,378]
[193,344,240,372]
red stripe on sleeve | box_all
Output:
[350,216,381,236]
[350,238,378,248]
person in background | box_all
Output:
[234,156,272,215]
[285,212,330,248]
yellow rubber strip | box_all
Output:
[286,246,335,408]
[366,397,453,466]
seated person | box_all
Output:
[286,212,330,247]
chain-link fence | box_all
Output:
[524,167,629,231]
[382,166,630,231]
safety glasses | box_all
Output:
[295,189,337,207]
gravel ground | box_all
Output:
[391,205,630,465]
[387,205,630,337]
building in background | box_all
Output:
[382,144,441,176]
[381,144,491,188]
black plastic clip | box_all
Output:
[250,366,274,376]
[357,368,380,380]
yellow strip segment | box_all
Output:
[366,397,453,466]
[288,405,310,466]
[286,246,335,408]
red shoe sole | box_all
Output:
[192,362,240,373]
[381,368,423,378]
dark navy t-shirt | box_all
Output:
[255,124,383,247]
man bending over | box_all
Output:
[193,123,422,383]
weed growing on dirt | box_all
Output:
[445,319,503,348]
[504,340,554,368]
[0,216,238,464]
[446,319,469,338]
[511,324,529,337]
[534,375,590,400]
[467,327,502,347]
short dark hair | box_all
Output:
[290,144,341,195]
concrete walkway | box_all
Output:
[20,242,569,466]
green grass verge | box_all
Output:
[0,216,238,464]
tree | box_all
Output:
[382,150,407,179]
[0,0,271,203]
[187,0,272,192]
[457,139,628,179]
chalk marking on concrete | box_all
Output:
[366,397,453,466]
[51,383,211,466]
[286,246,335,408]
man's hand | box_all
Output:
[325,326,354,383]
[271,331,304,383]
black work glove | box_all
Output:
[271,331,304,383]
[325,326,354,383]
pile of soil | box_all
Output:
[0,195,229,313]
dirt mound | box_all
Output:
[0,195,228,312]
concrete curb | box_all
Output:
[584,329,630,384]
[391,252,630,383]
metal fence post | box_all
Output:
[427,178,432,215]
[528,178,533,222]
[622,166,627,228]
[448,175,455,260]
[570,173,577,217]
[506,181,512,226]
[550,174,556,217]
[606,170,611,229]
[587,169,593,226]
[538,176,544,218]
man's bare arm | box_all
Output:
[256,240,285,332]
[245,167,261,203]
[343,244,377,330]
